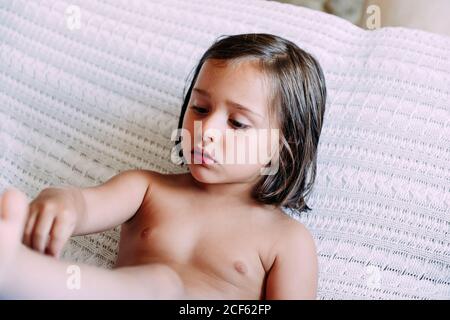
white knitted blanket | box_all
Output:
[0,0,449,299]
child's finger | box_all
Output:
[23,210,38,247]
[31,212,55,253]
[47,217,72,258]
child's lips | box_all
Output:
[191,148,216,165]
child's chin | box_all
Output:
[188,167,216,183]
[188,163,215,174]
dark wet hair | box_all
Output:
[174,33,326,212]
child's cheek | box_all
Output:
[221,129,263,166]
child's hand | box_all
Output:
[22,187,84,258]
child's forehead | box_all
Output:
[197,58,270,98]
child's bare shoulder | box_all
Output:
[136,170,186,188]
[261,208,318,299]
[266,208,316,259]
[254,207,317,274]
[137,171,193,202]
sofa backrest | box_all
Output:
[0,0,448,299]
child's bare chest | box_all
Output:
[115,177,279,298]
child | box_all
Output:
[0,33,326,299]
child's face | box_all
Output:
[181,58,278,184]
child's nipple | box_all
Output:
[140,227,152,239]
[234,261,248,275]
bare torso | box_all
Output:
[114,171,292,299]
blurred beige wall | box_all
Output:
[360,0,450,37]
[275,0,365,24]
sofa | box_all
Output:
[0,0,448,299]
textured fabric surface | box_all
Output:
[0,0,449,299]
[275,0,365,24]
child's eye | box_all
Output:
[191,106,249,130]
[191,105,208,114]
[229,119,250,130]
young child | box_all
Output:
[0,33,326,299]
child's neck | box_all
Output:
[190,175,260,207]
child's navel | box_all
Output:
[234,261,248,274]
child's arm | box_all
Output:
[72,169,155,235]
[23,169,156,257]
[264,221,318,300]
[1,185,182,300]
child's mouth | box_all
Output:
[191,148,216,165]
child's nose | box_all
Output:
[196,113,225,142]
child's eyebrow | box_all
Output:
[193,87,264,119]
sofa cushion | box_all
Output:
[0,0,448,299]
